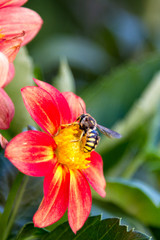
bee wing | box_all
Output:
[97,124,122,139]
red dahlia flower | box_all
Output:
[5,79,106,233]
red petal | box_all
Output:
[21,86,60,136]
[0,7,43,46]
[0,52,9,88]
[68,170,92,233]
[0,88,14,129]
[0,0,27,8]
[34,79,72,124]
[0,133,8,149]
[5,131,56,176]
[0,62,15,89]
[33,164,70,228]
[83,151,106,197]
[62,92,86,122]
[0,35,23,62]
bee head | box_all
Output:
[77,114,96,132]
[76,114,86,122]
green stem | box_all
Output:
[0,172,24,238]
[0,172,28,240]
[121,152,146,179]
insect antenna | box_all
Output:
[79,100,85,114]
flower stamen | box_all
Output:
[54,124,90,170]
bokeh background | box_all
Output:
[25,0,160,88]
[2,0,160,239]
[24,0,160,126]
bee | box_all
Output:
[76,113,121,153]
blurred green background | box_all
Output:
[25,0,159,86]
[2,0,160,239]
[24,0,160,126]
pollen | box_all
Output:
[54,124,91,170]
[0,29,5,39]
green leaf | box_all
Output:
[146,152,160,172]
[96,70,160,176]
[15,176,43,231]
[0,172,24,240]
[16,223,48,240]
[44,215,100,240]
[97,69,160,155]
[81,54,160,124]
[5,47,37,135]
[43,216,151,240]
[91,202,154,238]
[0,153,18,209]
[143,104,160,172]
[97,218,150,240]
[95,70,160,174]
[0,153,44,237]
[53,58,76,92]
[0,174,28,240]
[80,53,160,133]
[98,178,160,227]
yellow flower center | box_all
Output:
[54,124,91,170]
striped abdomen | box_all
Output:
[83,129,100,153]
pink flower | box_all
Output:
[5,79,106,233]
[0,0,43,55]
[0,52,14,129]
[0,0,43,131]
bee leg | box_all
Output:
[71,131,84,142]
[61,122,79,128]
[61,123,72,127]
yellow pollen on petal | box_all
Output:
[54,124,91,170]
[0,29,5,39]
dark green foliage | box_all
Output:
[16,217,151,240]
